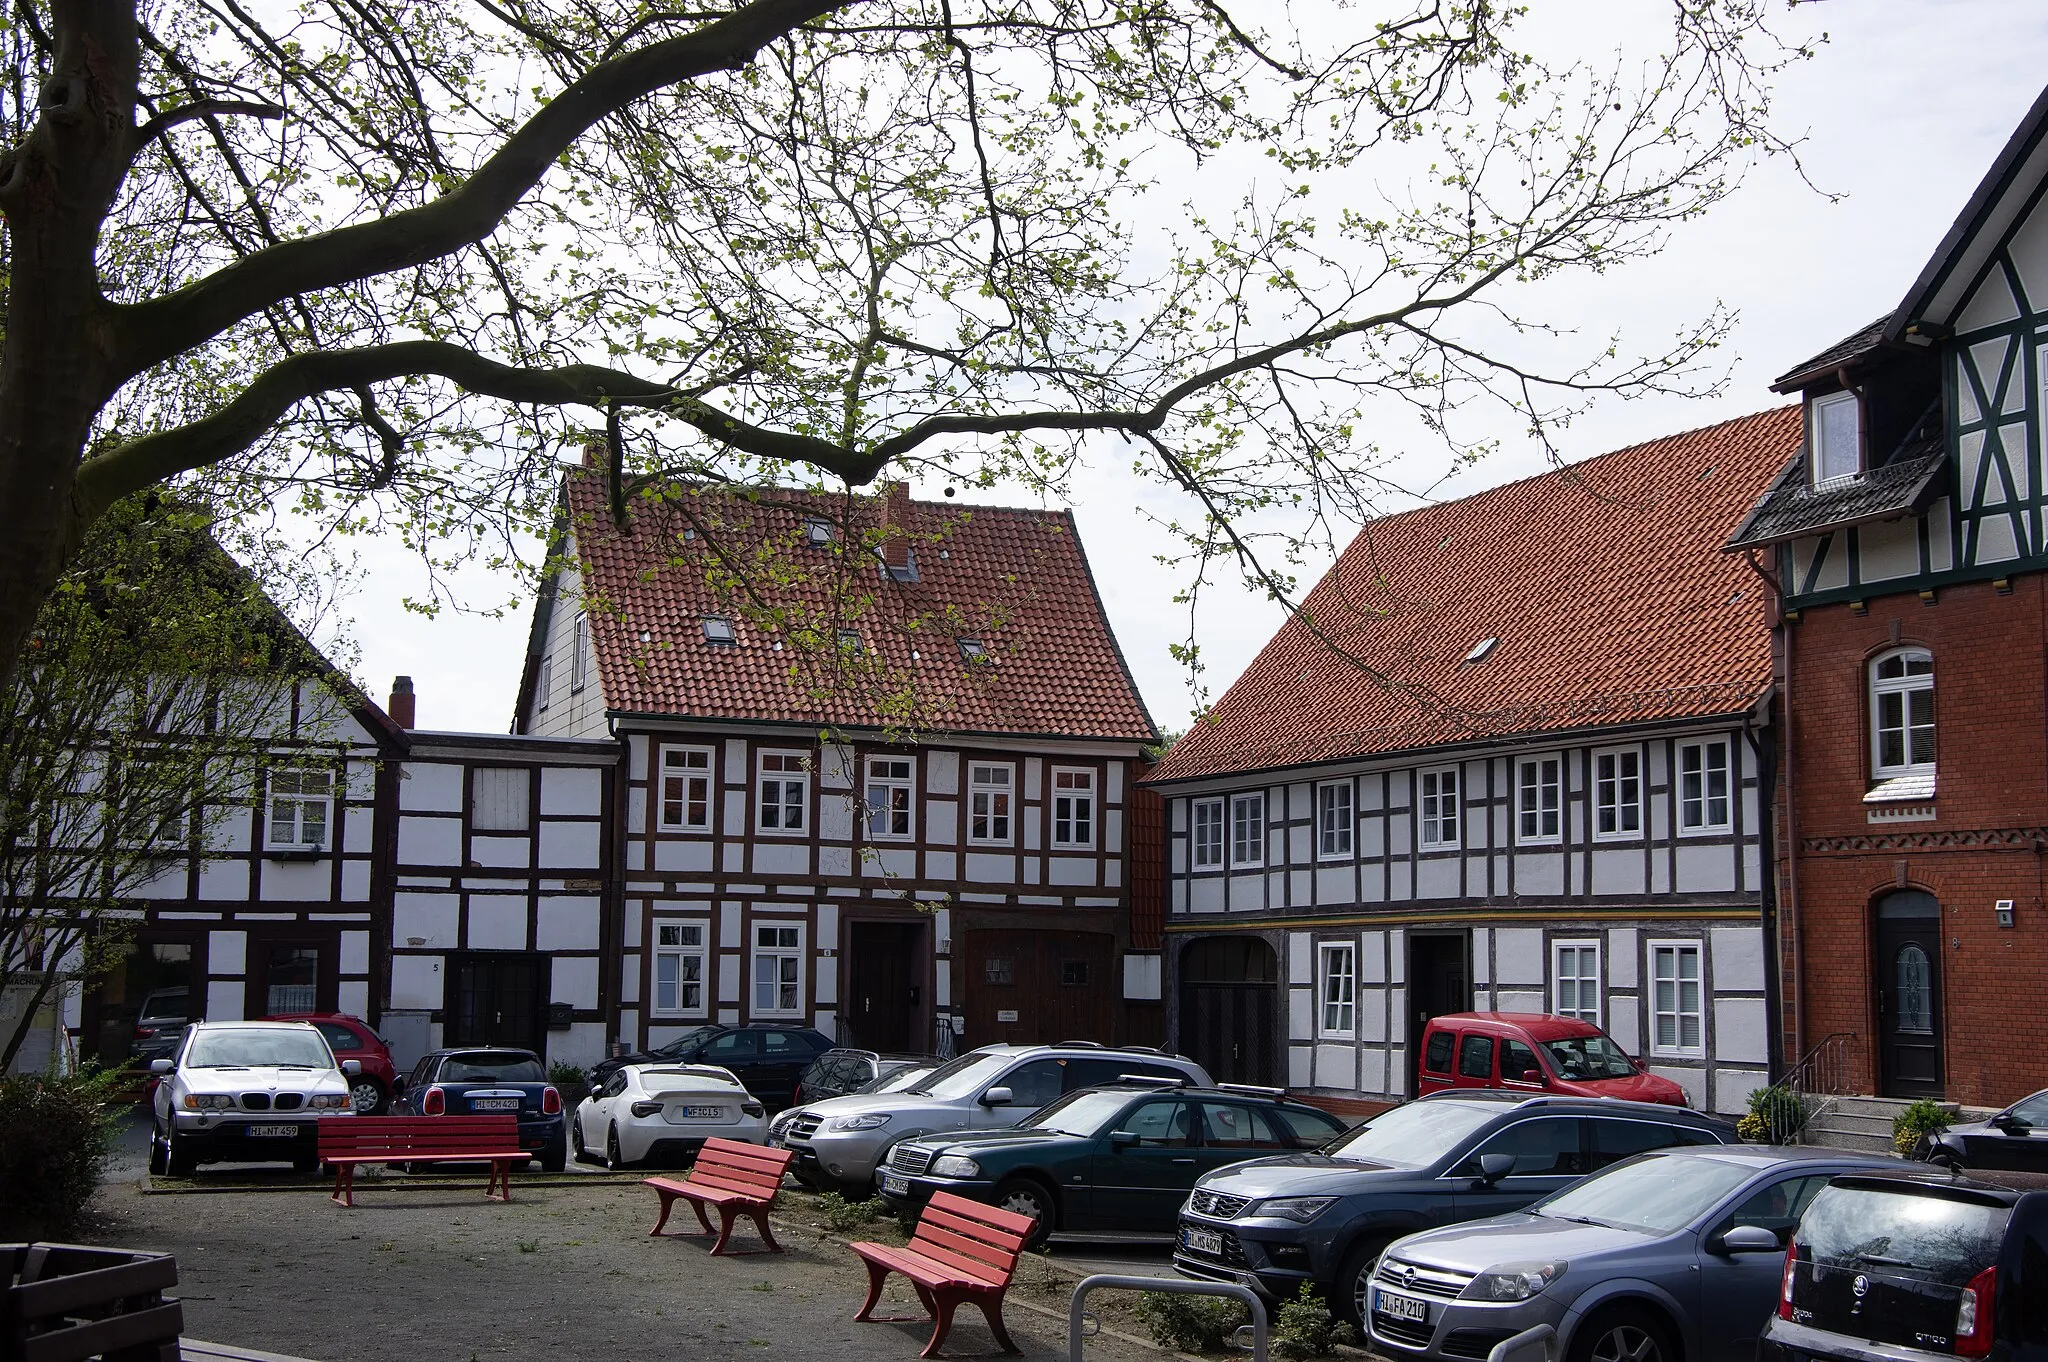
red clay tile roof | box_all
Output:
[560,474,1155,741]
[1148,407,1801,782]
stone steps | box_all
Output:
[1798,1094,1991,1154]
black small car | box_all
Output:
[795,1049,938,1107]
[1919,1087,2048,1173]
[589,1024,832,1109]
[1763,1169,2048,1362]
[395,1047,567,1171]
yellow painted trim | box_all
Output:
[1165,906,1761,933]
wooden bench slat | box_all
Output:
[847,1188,1027,1357]
[928,1190,1035,1237]
[919,1202,1028,1253]
[911,1222,1018,1276]
[641,1139,793,1255]
[8,1256,180,1320]
[899,1237,1011,1285]
[319,1115,524,1207]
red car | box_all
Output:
[1416,1011,1690,1106]
[263,1013,400,1114]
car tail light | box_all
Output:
[1777,1245,1799,1321]
[541,1086,562,1115]
[421,1085,445,1115]
[631,1100,664,1118]
[1955,1265,1995,1357]
[135,1024,156,1039]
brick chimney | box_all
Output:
[878,482,912,571]
[582,437,604,468]
[388,675,415,728]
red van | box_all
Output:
[1415,1012,1689,1106]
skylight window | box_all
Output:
[804,518,835,547]
[958,638,988,662]
[1464,637,1498,664]
[702,616,736,646]
[836,628,863,654]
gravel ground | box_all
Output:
[85,1172,1189,1362]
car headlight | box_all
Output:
[929,1155,981,1179]
[182,1093,234,1110]
[307,1093,351,1110]
[829,1114,892,1131]
[1256,1196,1338,1223]
[1462,1262,1566,1302]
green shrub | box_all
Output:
[1135,1291,1251,1353]
[1272,1283,1358,1359]
[818,1191,888,1232]
[1744,1086,1809,1141]
[0,1067,124,1238]
[1893,1098,1951,1155]
[546,1060,590,1109]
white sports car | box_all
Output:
[572,1063,767,1168]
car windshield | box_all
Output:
[1797,1185,2010,1288]
[651,1026,720,1059]
[1533,1154,1757,1233]
[862,1063,936,1095]
[186,1028,333,1069]
[1022,1090,1137,1138]
[1324,1099,1500,1167]
[1540,1035,1637,1081]
[906,1051,1015,1099]
[442,1054,545,1083]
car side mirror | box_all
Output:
[1519,1069,1543,1084]
[1632,1057,1647,1073]
[149,1059,173,1075]
[1108,1130,1138,1149]
[1715,1225,1783,1255]
[391,1078,406,1097]
[980,1086,1014,1107]
[1476,1153,1516,1185]
[1991,1111,2016,1130]
[340,1059,362,1076]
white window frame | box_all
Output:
[264,767,334,852]
[1649,941,1704,1057]
[1869,647,1936,778]
[750,922,806,1017]
[1314,781,1353,860]
[1318,941,1356,1039]
[536,654,552,712]
[1678,739,1732,834]
[658,746,715,832]
[757,750,810,836]
[1593,747,1643,841]
[1051,767,1096,850]
[1191,797,1224,869]
[1229,792,1265,868]
[570,611,589,692]
[1810,389,1861,485]
[967,762,1015,846]
[652,920,708,1018]
[1515,756,1562,845]
[864,755,916,841]
[1419,766,1461,851]
[1551,940,1601,1025]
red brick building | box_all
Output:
[1726,83,2048,1105]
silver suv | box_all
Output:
[779,1042,1210,1194]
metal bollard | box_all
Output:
[1068,1274,1268,1362]
[1486,1322,1557,1362]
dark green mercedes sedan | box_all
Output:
[874,1081,1350,1245]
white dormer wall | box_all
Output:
[524,539,608,740]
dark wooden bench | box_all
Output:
[849,1189,1031,1358]
[643,1138,794,1254]
[2,1242,183,1362]
[318,1115,524,1207]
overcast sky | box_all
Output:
[343,1,2048,737]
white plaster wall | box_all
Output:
[537,896,602,950]
[401,763,464,812]
[539,820,602,868]
[390,955,444,1009]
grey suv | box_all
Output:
[1173,1091,1737,1325]
[779,1042,1211,1194]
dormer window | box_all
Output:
[1811,390,1861,484]
[702,616,736,646]
[803,518,834,547]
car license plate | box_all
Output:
[1373,1289,1429,1325]
[471,1098,520,1111]
[881,1172,911,1197]
[249,1124,299,1138]
[1182,1226,1224,1256]
[683,1105,724,1118]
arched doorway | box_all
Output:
[1177,936,1280,1086]
[1873,890,1943,1099]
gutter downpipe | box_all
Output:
[1743,543,1803,1068]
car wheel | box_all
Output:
[606,1123,629,1171]
[1569,1306,1679,1362]
[1336,1236,1396,1329]
[540,1138,567,1174]
[165,1128,197,1178]
[572,1112,594,1164]
[147,1115,169,1176]
[994,1177,1056,1250]
[349,1077,388,1115]
[1926,1149,1961,1171]
[292,1153,320,1174]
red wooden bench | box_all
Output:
[318,1115,525,1207]
[849,1189,1031,1358]
[643,1137,794,1254]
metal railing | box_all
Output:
[1069,1275,1268,1362]
[1763,1031,1856,1142]
[1487,1323,1556,1362]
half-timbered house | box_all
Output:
[1725,81,2048,1108]
[511,472,1161,1058]
[1148,411,1801,1115]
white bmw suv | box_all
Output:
[149,1020,358,1175]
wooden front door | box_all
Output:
[963,929,1115,1047]
[1407,932,1471,1094]
[846,921,924,1052]
[1875,893,1943,1099]
[446,951,549,1052]
[1176,936,1280,1087]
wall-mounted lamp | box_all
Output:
[1995,899,2016,928]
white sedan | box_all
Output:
[572,1063,767,1168]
